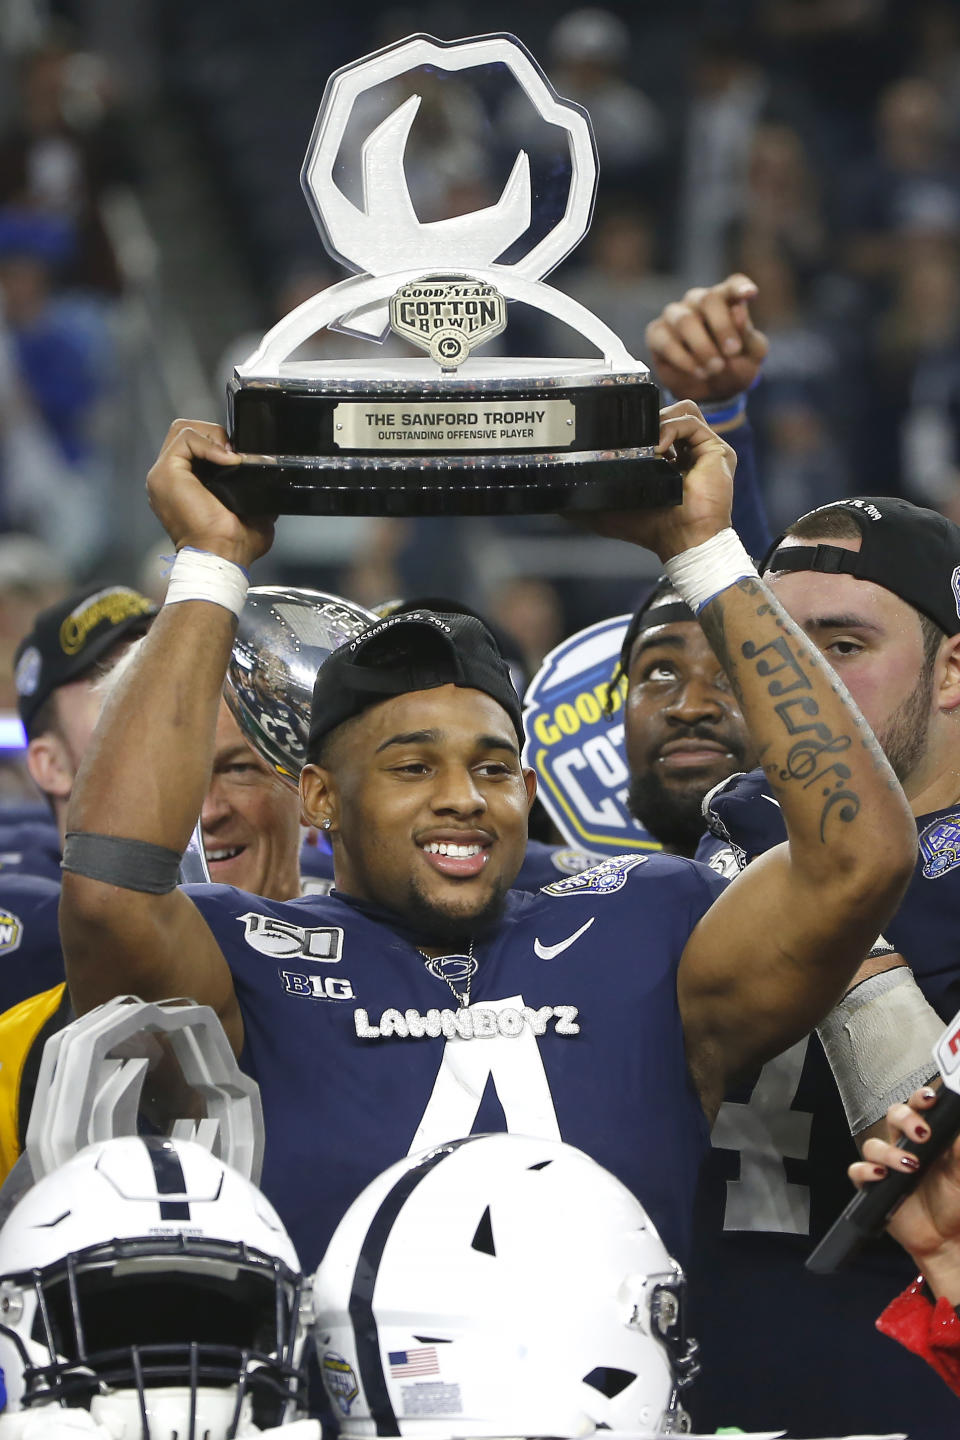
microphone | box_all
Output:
[806,1005,960,1275]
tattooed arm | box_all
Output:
[587,403,916,1120]
[679,573,915,1117]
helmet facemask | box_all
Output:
[1,1236,307,1440]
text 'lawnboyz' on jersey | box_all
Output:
[185,851,723,1274]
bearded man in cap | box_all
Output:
[643,289,960,1437]
[605,575,756,863]
[58,410,915,1294]
[685,493,960,1440]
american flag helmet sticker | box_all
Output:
[388,1347,440,1378]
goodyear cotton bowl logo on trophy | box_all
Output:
[197,32,679,518]
[390,278,506,369]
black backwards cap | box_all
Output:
[308,609,524,757]
[762,496,960,638]
[610,577,697,703]
[14,584,157,732]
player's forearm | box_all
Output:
[66,601,234,850]
[697,575,914,900]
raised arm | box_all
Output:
[645,271,772,559]
[591,402,916,1119]
[59,421,273,1053]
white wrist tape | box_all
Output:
[817,967,942,1135]
[164,547,248,619]
[662,528,758,614]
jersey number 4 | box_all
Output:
[711,1037,813,1235]
[407,994,562,1154]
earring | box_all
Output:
[321,818,332,831]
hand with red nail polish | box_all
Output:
[850,1086,960,1306]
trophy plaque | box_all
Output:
[199,32,680,517]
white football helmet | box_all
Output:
[0,1137,310,1440]
[312,1134,698,1438]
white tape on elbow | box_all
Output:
[817,967,941,1135]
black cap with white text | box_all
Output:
[762,496,960,637]
[308,609,524,757]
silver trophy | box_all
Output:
[197,32,679,518]
[24,997,265,1185]
[223,586,377,785]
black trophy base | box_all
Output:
[207,365,679,516]
[195,453,683,518]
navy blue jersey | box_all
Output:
[687,767,959,1438]
[185,852,722,1274]
[0,819,61,883]
[298,834,597,895]
[0,873,64,1012]
[513,839,597,888]
[0,802,54,826]
[298,830,333,878]
[692,832,740,879]
[698,768,785,867]
[726,418,772,563]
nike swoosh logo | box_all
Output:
[534,916,595,960]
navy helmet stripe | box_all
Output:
[142,1136,191,1221]
[348,1137,476,1436]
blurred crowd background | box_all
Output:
[1,0,960,710]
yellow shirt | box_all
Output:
[0,982,69,1182]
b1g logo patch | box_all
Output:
[0,909,22,954]
[919,814,960,879]
[543,853,647,897]
[322,1352,359,1415]
[281,969,355,1002]
[239,912,343,960]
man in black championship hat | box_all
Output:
[686,501,960,1440]
[58,402,915,1411]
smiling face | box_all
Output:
[624,621,754,855]
[201,703,303,900]
[766,535,940,791]
[299,684,536,948]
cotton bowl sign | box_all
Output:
[522,616,659,856]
